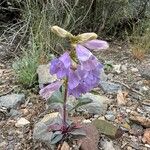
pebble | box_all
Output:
[145,144,150,148]
[105,114,115,121]
[126,109,131,113]
[15,118,30,127]
[121,64,127,72]
[113,64,121,74]
[131,67,138,72]
[82,119,91,124]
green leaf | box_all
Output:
[51,131,63,144]
[47,90,63,105]
[70,97,92,112]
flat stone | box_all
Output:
[99,81,122,94]
[15,117,30,127]
[101,139,115,150]
[77,93,111,115]
[33,122,53,149]
[9,109,21,117]
[100,69,108,81]
[140,65,150,80]
[0,94,25,109]
[93,119,123,138]
[33,112,59,149]
[37,64,57,88]
[105,114,115,121]
[79,123,99,150]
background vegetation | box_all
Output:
[0,0,150,86]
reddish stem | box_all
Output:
[63,79,68,131]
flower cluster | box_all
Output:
[39,26,109,99]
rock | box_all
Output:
[37,64,57,88]
[0,94,25,109]
[121,65,127,72]
[77,93,111,115]
[142,128,150,144]
[15,117,30,127]
[79,123,99,150]
[33,112,59,149]
[93,119,123,138]
[99,81,122,94]
[82,119,91,124]
[9,109,21,117]
[129,124,143,136]
[131,67,138,73]
[129,111,150,128]
[113,64,121,74]
[101,139,115,150]
[61,141,70,150]
[105,111,115,121]
[140,65,150,80]
[0,141,7,149]
[100,69,108,81]
[40,112,59,125]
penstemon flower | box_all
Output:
[39,26,109,133]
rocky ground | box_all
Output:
[0,42,150,150]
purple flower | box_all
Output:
[76,45,92,62]
[75,39,108,64]
[80,55,101,71]
[68,69,80,90]
[50,52,71,79]
[82,39,109,51]
[68,81,88,97]
[39,81,62,100]
[70,40,107,97]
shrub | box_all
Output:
[12,45,39,87]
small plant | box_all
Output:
[39,26,109,144]
[13,47,39,87]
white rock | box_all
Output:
[101,139,115,150]
[82,119,91,124]
[131,67,138,72]
[145,144,150,148]
[121,64,127,72]
[113,64,121,74]
[15,118,30,127]
[142,86,149,91]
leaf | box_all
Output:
[129,111,150,128]
[117,90,128,105]
[51,131,63,144]
[47,90,63,105]
[142,128,150,144]
[70,98,92,112]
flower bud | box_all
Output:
[51,26,73,38]
[76,33,98,43]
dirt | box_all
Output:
[0,41,150,150]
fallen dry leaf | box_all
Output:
[61,141,70,150]
[117,90,128,105]
[142,128,150,144]
[129,111,150,128]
